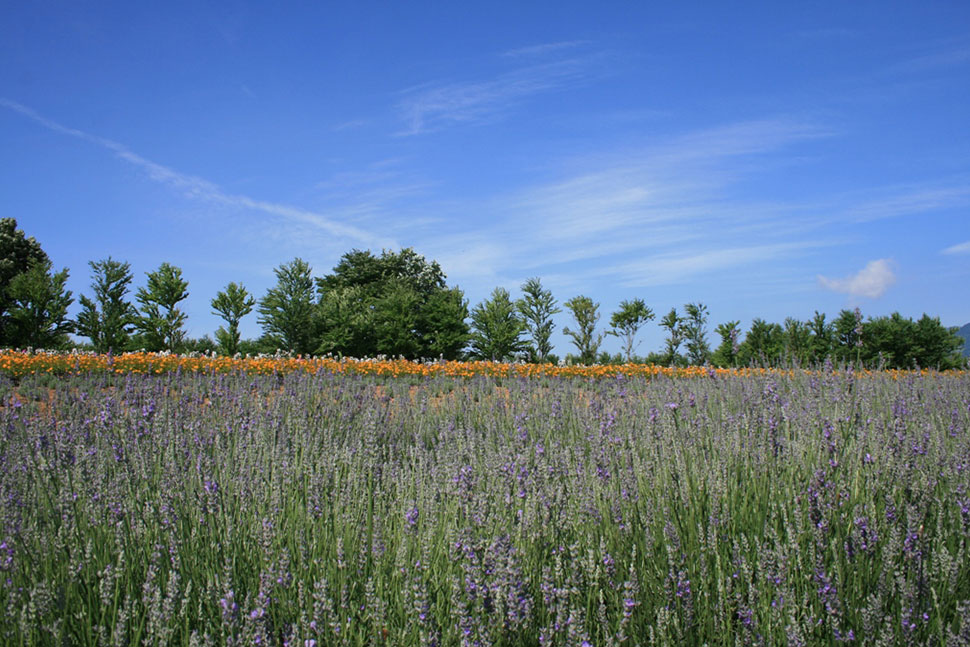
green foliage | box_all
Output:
[783,317,812,365]
[135,263,190,352]
[75,258,138,354]
[712,320,741,367]
[833,308,863,363]
[859,312,964,369]
[182,335,218,354]
[739,318,785,365]
[682,302,710,365]
[808,311,834,361]
[211,282,255,356]
[258,258,317,355]
[607,298,654,362]
[912,314,964,369]
[659,307,684,366]
[0,218,50,345]
[4,259,73,349]
[469,287,526,361]
[516,277,560,363]
[315,248,468,360]
[563,295,603,365]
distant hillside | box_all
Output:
[958,323,970,357]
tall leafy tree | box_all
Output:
[420,286,470,360]
[712,320,741,367]
[0,218,49,345]
[563,295,603,365]
[258,258,317,355]
[682,302,711,365]
[834,308,863,364]
[135,263,189,352]
[739,318,784,366]
[211,282,255,356]
[76,258,138,353]
[607,298,654,362]
[5,259,73,349]
[808,311,834,363]
[516,278,560,363]
[469,287,526,361]
[783,317,812,365]
[374,279,422,358]
[913,314,964,369]
[659,308,684,366]
[315,248,468,360]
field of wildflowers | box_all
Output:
[1,355,968,645]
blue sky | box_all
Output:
[2,2,969,356]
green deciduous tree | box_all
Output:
[808,311,834,363]
[315,248,468,360]
[607,298,654,362]
[739,318,784,366]
[76,258,138,354]
[258,258,317,355]
[469,287,526,361]
[682,302,711,365]
[135,263,189,352]
[563,295,603,365]
[712,320,741,367]
[659,308,684,366]
[783,317,812,365]
[0,218,50,346]
[517,278,560,363]
[211,282,255,356]
[5,260,73,349]
[834,308,863,364]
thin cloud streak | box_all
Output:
[410,116,840,291]
[602,242,826,288]
[501,41,591,58]
[844,184,970,222]
[0,98,394,249]
[396,55,601,135]
[942,240,970,255]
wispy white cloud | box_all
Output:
[406,116,838,291]
[818,259,896,298]
[0,98,394,249]
[396,55,601,135]
[511,117,830,245]
[501,41,590,58]
[894,43,970,73]
[844,183,970,221]
[942,240,970,255]
[600,242,826,288]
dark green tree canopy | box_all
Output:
[211,282,255,356]
[682,302,710,365]
[517,278,560,363]
[75,258,138,354]
[607,298,654,362]
[135,263,190,352]
[315,248,468,360]
[5,259,73,350]
[469,287,526,361]
[712,320,741,367]
[659,308,684,367]
[258,258,317,356]
[563,295,603,365]
[0,218,50,345]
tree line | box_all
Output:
[1,218,965,368]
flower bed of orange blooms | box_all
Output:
[0,349,963,381]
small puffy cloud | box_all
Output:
[818,259,896,298]
[942,240,970,255]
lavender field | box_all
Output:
[1,368,969,646]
